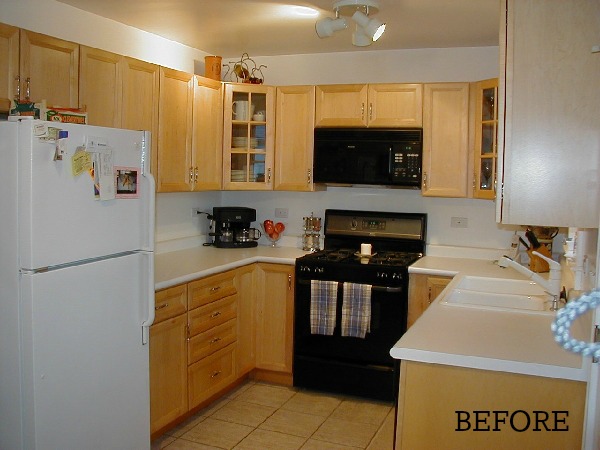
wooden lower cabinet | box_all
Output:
[407,273,452,328]
[395,361,586,449]
[254,263,294,382]
[188,344,236,410]
[151,264,295,439]
[150,285,188,435]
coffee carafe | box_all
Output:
[302,212,321,252]
[210,207,261,248]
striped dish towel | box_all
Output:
[341,282,372,338]
[310,280,338,335]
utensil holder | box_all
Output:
[527,245,552,273]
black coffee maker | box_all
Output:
[210,207,262,248]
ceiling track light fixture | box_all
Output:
[315,0,386,46]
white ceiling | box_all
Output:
[55,0,500,57]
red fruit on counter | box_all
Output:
[270,231,279,240]
[264,222,274,234]
[275,222,285,233]
[264,219,273,227]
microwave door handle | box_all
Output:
[388,147,393,176]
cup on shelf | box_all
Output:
[253,111,265,121]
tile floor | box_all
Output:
[151,380,396,450]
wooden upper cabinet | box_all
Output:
[315,83,422,128]
[274,85,316,191]
[19,29,79,108]
[315,84,368,127]
[0,23,19,112]
[121,57,160,176]
[157,67,194,192]
[367,83,423,127]
[421,83,470,197]
[498,0,600,227]
[79,46,122,128]
[192,76,223,191]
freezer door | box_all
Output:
[18,120,154,270]
[19,253,151,450]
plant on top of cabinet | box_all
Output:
[315,83,423,128]
[223,83,275,190]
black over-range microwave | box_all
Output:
[313,127,422,188]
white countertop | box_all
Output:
[155,245,307,290]
[391,255,591,381]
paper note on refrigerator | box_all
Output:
[92,149,115,200]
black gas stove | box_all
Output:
[293,209,427,401]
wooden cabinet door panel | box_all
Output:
[19,30,79,108]
[368,83,423,127]
[122,57,159,176]
[274,85,315,191]
[422,83,469,197]
[315,84,368,127]
[0,23,19,112]
[157,67,194,192]
[79,46,122,128]
[150,314,188,435]
[255,264,294,373]
[192,75,223,190]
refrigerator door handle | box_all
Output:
[140,250,155,345]
[141,130,155,253]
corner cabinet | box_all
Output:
[471,78,498,200]
[223,83,275,190]
[498,0,600,227]
[407,274,452,328]
[315,83,422,128]
[274,85,317,191]
[421,83,470,197]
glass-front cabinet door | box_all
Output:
[223,83,275,190]
[473,78,498,199]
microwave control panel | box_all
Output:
[391,143,422,183]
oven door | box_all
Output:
[294,279,407,365]
[293,277,407,400]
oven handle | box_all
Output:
[297,279,402,293]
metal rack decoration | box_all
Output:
[223,53,267,84]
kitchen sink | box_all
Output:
[440,276,554,314]
[454,276,546,296]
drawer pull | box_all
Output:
[210,337,222,344]
[210,311,222,318]
[155,303,169,310]
[211,370,222,378]
[210,286,221,293]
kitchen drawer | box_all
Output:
[188,318,237,364]
[188,344,236,410]
[188,295,236,337]
[154,284,187,324]
[188,271,237,310]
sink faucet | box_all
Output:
[498,251,562,299]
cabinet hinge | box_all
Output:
[593,325,600,364]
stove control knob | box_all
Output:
[317,267,325,273]
[300,265,310,272]
[377,272,388,279]
[392,273,402,280]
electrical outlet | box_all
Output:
[275,208,289,218]
[450,217,468,228]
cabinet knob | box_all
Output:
[14,75,20,101]
[189,167,194,183]
[307,169,311,185]
[155,302,169,310]
[194,167,199,182]
[210,311,222,318]
[422,171,428,190]
[210,286,221,292]
[361,102,365,121]
[369,103,373,120]
[211,370,222,378]
[267,168,272,183]
[210,337,222,344]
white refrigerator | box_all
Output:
[0,119,155,450]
